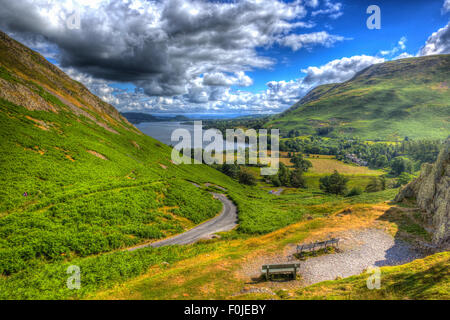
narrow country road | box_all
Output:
[128,193,237,251]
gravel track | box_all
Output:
[239,228,424,287]
[299,228,425,285]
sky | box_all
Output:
[0,0,449,115]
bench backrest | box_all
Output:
[297,238,340,251]
[261,263,300,270]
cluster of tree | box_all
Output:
[399,139,441,164]
[319,171,349,195]
[365,172,412,192]
[202,116,269,134]
[266,154,312,188]
[281,136,444,173]
[217,163,257,186]
[389,156,414,176]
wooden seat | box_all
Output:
[261,263,300,280]
[296,238,340,255]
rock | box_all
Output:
[395,139,450,248]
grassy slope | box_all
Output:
[267,55,450,140]
[295,252,449,300]
[93,202,449,300]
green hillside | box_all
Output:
[1,30,381,299]
[267,55,450,140]
[1,31,447,301]
[0,30,235,275]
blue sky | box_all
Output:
[0,0,449,114]
[248,0,449,91]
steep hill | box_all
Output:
[0,30,237,276]
[267,55,450,140]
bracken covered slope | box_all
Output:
[0,29,235,276]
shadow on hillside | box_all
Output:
[373,256,448,298]
[373,205,430,267]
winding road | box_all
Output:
[128,193,237,251]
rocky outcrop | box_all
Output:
[395,140,450,248]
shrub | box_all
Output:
[396,172,413,186]
[319,170,349,195]
[238,168,257,186]
[290,169,307,188]
[347,187,363,197]
[365,177,383,193]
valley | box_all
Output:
[0,29,448,301]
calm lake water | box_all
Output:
[136,122,248,150]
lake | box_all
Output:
[136,122,248,150]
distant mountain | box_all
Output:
[121,112,190,124]
[120,112,159,123]
[267,55,450,140]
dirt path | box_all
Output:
[128,193,237,250]
[239,228,424,289]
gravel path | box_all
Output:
[299,228,425,285]
[239,228,425,288]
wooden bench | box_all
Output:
[261,263,300,280]
[296,238,340,255]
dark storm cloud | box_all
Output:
[0,0,311,97]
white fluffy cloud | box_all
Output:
[301,55,385,85]
[419,22,450,56]
[443,0,450,13]
[380,36,408,56]
[278,31,348,51]
[311,0,343,19]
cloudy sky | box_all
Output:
[0,0,449,115]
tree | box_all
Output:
[396,172,412,186]
[278,163,291,186]
[290,169,307,188]
[220,163,240,179]
[290,154,312,172]
[379,175,387,190]
[238,168,257,186]
[319,171,349,195]
[390,157,414,176]
[372,154,388,168]
[269,175,281,187]
[365,177,383,193]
